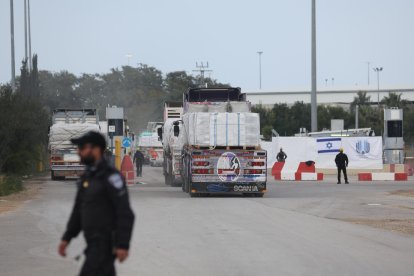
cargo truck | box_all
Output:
[138,122,164,166]
[174,88,267,197]
[159,102,184,186]
[49,109,100,180]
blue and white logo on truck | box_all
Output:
[217,152,241,182]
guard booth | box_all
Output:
[383,108,404,164]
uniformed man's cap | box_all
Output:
[71,131,106,150]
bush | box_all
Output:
[0,175,23,196]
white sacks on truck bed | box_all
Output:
[182,112,260,147]
[49,123,100,150]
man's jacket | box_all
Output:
[335,152,349,168]
[62,159,135,249]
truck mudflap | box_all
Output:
[191,182,266,193]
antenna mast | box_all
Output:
[193,62,213,87]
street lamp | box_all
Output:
[366,61,371,86]
[257,51,263,89]
[373,67,383,104]
[9,0,16,92]
[310,0,318,132]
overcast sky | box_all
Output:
[1,0,413,91]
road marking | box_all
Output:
[367,203,382,206]
[136,181,147,185]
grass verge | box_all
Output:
[0,175,23,196]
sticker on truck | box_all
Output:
[217,152,241,182]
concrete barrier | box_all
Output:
[120,155,135,185]
[275,172,323,181]
[358,172,408,181]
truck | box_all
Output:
[164,88,267,197]
[159,102,184,186]
[49,109,100,180]
[138,122,164,166]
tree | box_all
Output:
[0,85,49,174]
[350,91,371,113]
[381,92,408,108]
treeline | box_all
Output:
[253,91,414,142]
[0,56,49,175]
[38,66,229,132]
[0,57,228,174]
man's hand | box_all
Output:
[116,248,129,263]
[58,240,69,257]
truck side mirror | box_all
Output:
[157,127,163,141]
[173,125,180,137]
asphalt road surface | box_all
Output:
[1,166,414,276]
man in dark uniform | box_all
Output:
[58,131,135,276]
[276,148,287,162]
[133,149,145,177]
[335,147,349,184]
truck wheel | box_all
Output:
[164,174,171,186]
[189,191,198,198]
[51,171,56,181]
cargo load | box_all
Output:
[49,123,100,150]
[182,112,260,147]
[138,132,162,148]
[49,109,99,180]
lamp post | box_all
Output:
[373,67,383,104]
[257,51,263,89]
[9,0,16,92]
[366,61,371,86]
[310,0,318,132]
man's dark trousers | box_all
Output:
[80,236,116,276]
[136,162,142,177]
[337,166,348,183]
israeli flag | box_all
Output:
[317,137,342,154]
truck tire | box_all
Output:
[164,174,171,186]
[51,171,56,181]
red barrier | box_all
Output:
[395,173,408,181]
[120,155,135,185]
[296,162,316,173]
[271,162,285,176]
[358,173,372,181]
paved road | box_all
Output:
[1,166,414,276]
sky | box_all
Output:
[1,0,414,91]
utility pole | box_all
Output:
[10,0,16,92]
[257,51,263,89]
[366,61,371,86]
[24,0,28,62]
[28,0,32,70]
[355,105,359,129]
[193,62,212,87]
[310,0,318,132]
[373,67,383,105]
